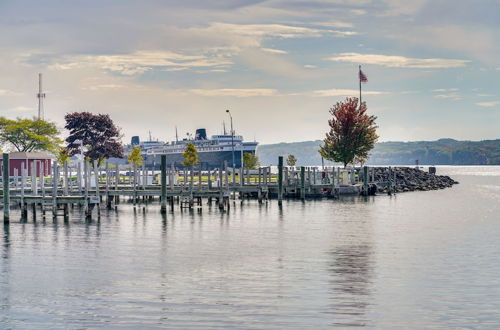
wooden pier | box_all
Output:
[1,153,390,222]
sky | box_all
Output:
[0,0,499,145]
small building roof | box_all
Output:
[8,152,53,160]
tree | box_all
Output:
[182,143,199,167]
[56,146,71,165]
[319,97,378,167]
[286,154,297,166]
[0,117,60,152]
[128,146,143,167]
[243,152,259,169]
[65,112,123,164]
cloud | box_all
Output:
[0,89,22,96]
[311,21,354,28]
[434,93,462,100]
[476,101,500,107]
[261,48,288,54]
[379,0,428,16]
[432,88,459,92]
[184,22,357,50]
[48,51,232,75]
[304,64,317,69]
[326,53,469,68]
[187,88,278,97]
[312,89,388,97]
[81,84,124,91]
[9,106,33,112]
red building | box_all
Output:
[0,152,53,177]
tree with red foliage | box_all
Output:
[319,97,378,167]
[65,112,123,164]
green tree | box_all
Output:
[319,97,378,167]
[182,143,199,167]
[0,117,60,152]
[243,152,259,169]
[56,146,71,165]
[286,154,297,166]
[127,146,143,167]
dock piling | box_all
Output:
[3,153,10,223]
[278,156,283,205]
[160,155,167,214]
[300,166,305,200]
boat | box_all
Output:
[138,128,258,169]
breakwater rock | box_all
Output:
[373,167,459,193]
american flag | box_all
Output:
[359,68,368,83]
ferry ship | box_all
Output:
[134,129,258,169]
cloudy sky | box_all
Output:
[1,0,499,144]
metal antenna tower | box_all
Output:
[37,73,46,120]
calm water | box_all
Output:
[1,166,500,329]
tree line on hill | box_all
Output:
[257,138,500,166]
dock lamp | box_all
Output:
[226,109,236,170]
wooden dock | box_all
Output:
[1,154,392,222]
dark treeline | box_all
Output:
[257,138,500,166]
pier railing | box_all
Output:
[1,154,388,222]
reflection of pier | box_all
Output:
[2,154,378,222]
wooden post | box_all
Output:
[84,161,90,217]
[278,156,283,206]
[263,167,267,187]
[93,161,101,217]
[105,162,111,208]
[41,162,46,197]
[133,162,137,208]
[312,167,317,185]
[160,155,167,214]
[198,166,202,192]
[223,161,228,189]
[208,169,212,189]
[77,161,82,193]
[218,163,224,209]
[169,164,175,192]
[239,167,243,187]
[363,166,369,195]
[21,165,27,218]
[300,166,305,200]
[13,168,18,189]
[3,153,10,223]
[30,161,36,195]
[63,161,69,196]
[331,167,337,197]
[52,162,58,217]
[189,166,194,201]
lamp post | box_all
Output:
[226,110,235,170]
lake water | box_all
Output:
[1,166,500,329]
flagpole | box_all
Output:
[359,65,362,107]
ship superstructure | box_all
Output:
[143,128,258,169]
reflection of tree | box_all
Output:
[328,244,373,327]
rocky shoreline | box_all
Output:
[372,167,459,193]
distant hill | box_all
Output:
[256,138,500,166]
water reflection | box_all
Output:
[328,245,373,327]
[327,202,374,327]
